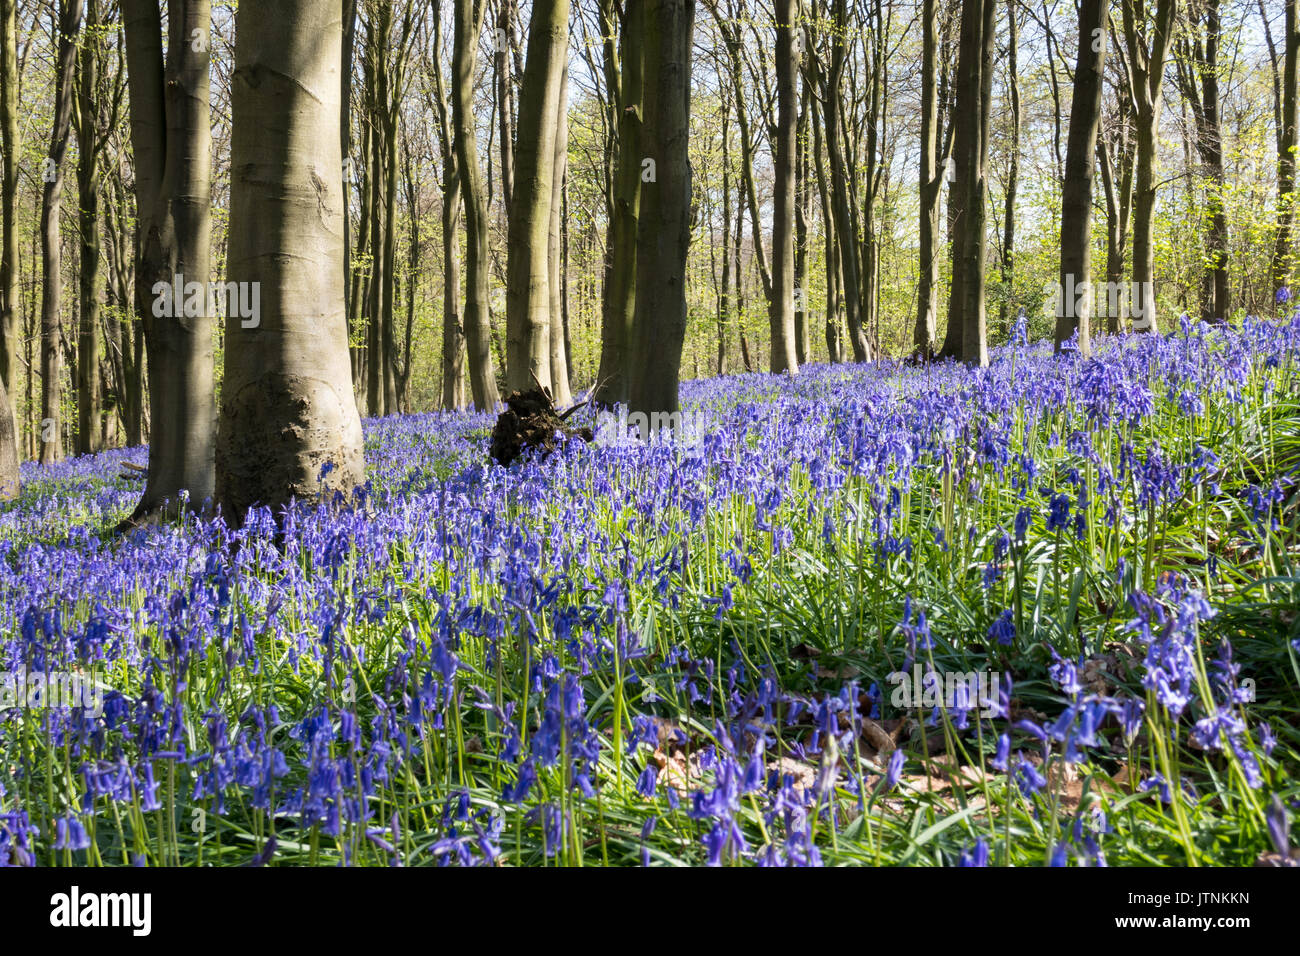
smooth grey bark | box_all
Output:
[547,62,572,405]
[121,0,216,519]
[627,0,694,416]
[217,0,365,521]
[1055,0,1107,358]
[452,0,502,410]
[505,0,568,393]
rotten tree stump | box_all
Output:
[488,387,593,466]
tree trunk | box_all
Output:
[453,0,502,410]
[627,0,694,415]
[1176,0,1229,321]
[998,0,1019,336]
[1055,0,1107,357]
[1099,107,1135,335]
[496,0,516,219]
[76,0,103,454]
[548,63,572,404]
[121,0,216,518]
[769,0,799,373]
[794,78,812,365]
[431,11,466,409]
[915,0,941,354]
[217,0,366,521]
[717,90,733,375]
[594,0,643,406]
[0,375,17,496]
[505,0,567,393]
[39,0,83,464]
[0,0,19,422]
[820,0,870,362]
[1121,0,1177,334]
[1272,0,1299,295]
[1200,0,1228,320]
[942,0,995,366]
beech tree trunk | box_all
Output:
[39,0,83,465]
[627,0,694,415]
[217,0,366,521]
[0,0,18,422]
[505,0,568,393]
[453,0,502,410]
[594,0,643,406]
[121,0,216,518]
[941,0,995,366]
[431,11,467,409]
[820,0,870,362]
[548,63,572,405]
[75,0,103,454]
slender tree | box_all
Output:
[0,0,19,421]
[452,0,502,409]
[427,17,467,409]
[1271,0,1299,295]
[769,0,799,372]
[998,0,1020,335]
[1055,0,1107,357]
[547,62,573,404]
[815,0,871,361]
[217,0,366,520]
[1120,0,1177,334]
[1175,0,1228,320]
[39,0,83,464]
[0,376,15,496]
[1099,46,1137,334]
[75,0,106,454]
[915,0,942,354]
